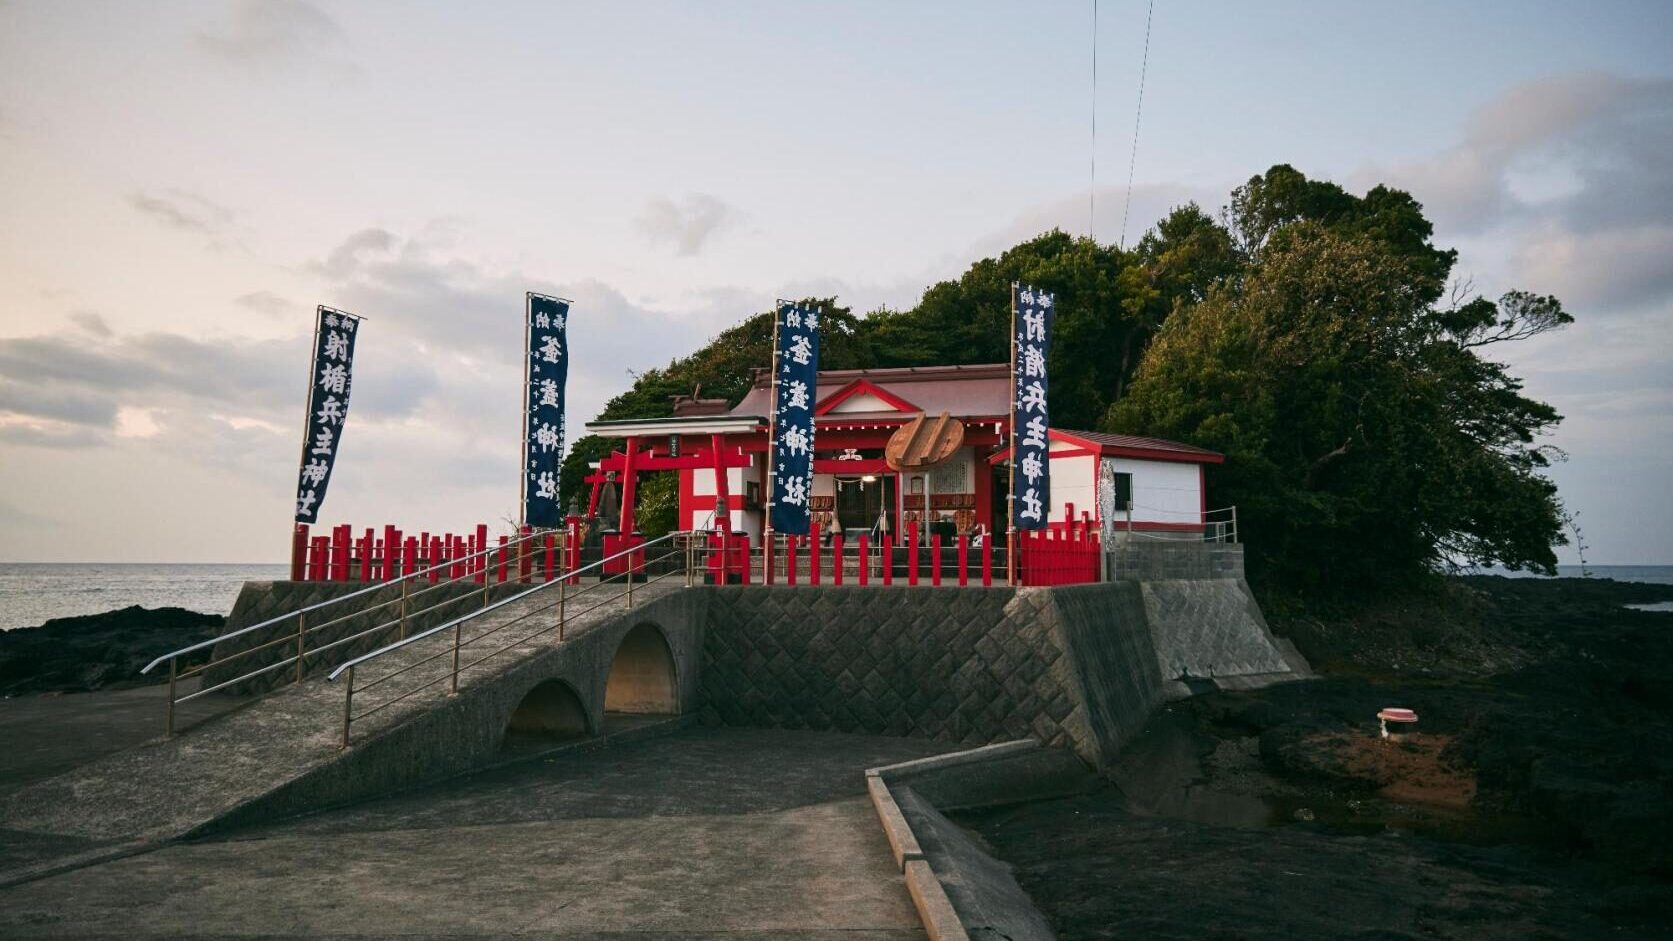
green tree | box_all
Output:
[1108,222,1569,594]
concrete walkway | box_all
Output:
[0,583,679,886]
[0,727,954,938]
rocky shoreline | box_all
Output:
[0,606,225,697]
[959,575,1673,940]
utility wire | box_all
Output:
[1089,0,1098,240]
[1118,0,1154,251]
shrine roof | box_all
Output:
[731,363,1010,419]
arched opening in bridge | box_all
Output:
[502,679,590,752]
[604,622,679,717]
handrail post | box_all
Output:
[685,532,695,588]
[450,622,462,694]
[558,578,567,642]
[166,656,177,736]
[295,613,307,684]
[626,553,635,608]
[398,577,409,640]
[341,665,355,748]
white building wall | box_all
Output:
[687,458,761,539]
[1104,457,1201,527]
[1048,453,1097,524]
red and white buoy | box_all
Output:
[1378,707,1418,740]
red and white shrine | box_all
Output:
[582,363,1223,541]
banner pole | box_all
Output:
[763,301,782,584]
[1007,286,1018,587]
[519,292,532,532]
[292,307,324,539]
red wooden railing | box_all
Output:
[289,519,585,585]
[292,501,1101,590]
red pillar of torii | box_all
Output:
[584,436,752,534]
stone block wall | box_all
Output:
[1107,541,1244,581]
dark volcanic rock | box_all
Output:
[0,606,225,696]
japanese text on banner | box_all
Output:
[769,302,821,535]
[524,294,570,528]
[295,308,360,523]
[1011,284,1053,530]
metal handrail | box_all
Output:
[140,527,559,674]
[326,531,684,681]
[331,531,700,746]
[144,526,568,735]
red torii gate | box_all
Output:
[585,433,753,536]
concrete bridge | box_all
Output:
[0,557,1305,894]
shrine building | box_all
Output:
[583,363,1223,541]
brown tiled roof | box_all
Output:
[731,363,1010,419]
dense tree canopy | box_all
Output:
[560,164,1572,594]
[1108,171,1570,593]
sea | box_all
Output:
[0,562,1669,632]
[0,563,290,631]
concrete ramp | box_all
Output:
[0,584,700,887]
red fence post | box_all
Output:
[472,524,487,583]
[309,535,326,581]
[736,534,751,585]
[786,535,799,586]
[497,534,509,583]
[360,528,374,582]
[930,533,942,586]
[981,535,992,587]
[543,533,556,581]
[331,524,349,581]
[832,535,844,586]
[907,523,919,586]
[402,536,417,576]
[381,525,396,580]
[290,523,309,581]
[957,535,969,586]
[881,535,893,586]
[858,534,869,586]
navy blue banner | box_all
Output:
[769,301,821,535]
[295,307,361,523]
[523,293,571,528]
[1011,284,1053,530]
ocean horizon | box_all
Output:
[1,561,1669,632]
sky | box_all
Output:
[1,1,1669,564]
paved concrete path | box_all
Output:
[0,727,954,938]
[0,682,246,791]
[0,583,678,885]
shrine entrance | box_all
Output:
[832,473,895,540]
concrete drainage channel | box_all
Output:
[866,739,1094,941]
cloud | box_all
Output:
[1372,72,1673,314]
[194,0,352,71]
[128,189,245,249]
[234,290,295,317]
[635,194,741,256]
[68,311,112,337]
[0,321,440,454]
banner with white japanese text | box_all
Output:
[523,293,570,528]
[294,306,361,523]
[769,301,821,535]
[1010,284,1053,530]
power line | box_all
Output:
[1089,0,1098,240]
[1119,0,1154,251]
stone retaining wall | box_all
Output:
[1108,541,1244,580]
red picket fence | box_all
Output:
[289,520,583,584]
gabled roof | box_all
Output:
[989,428,1225,465]
[730,363,1010,420]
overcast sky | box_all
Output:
[1,1,1669,564]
